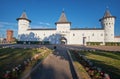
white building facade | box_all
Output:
[17,10,120,45]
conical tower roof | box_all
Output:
[99,9,116,21]
[103,9,112,18]
[58,11,68,22]
[55,10,71,25]
[20,12,28,19]
[17,11,31,22]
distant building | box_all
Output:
[0,37,3,43]
[6,30,13,43]
[17,9,120,45]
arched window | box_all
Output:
[73,34,75,36]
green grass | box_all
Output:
[19,47,53,79]
[69,51,91,79]
[78,50,120,79]
[0,47,52,78]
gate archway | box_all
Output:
[60,37,67,44]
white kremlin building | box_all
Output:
[17,9,120,45]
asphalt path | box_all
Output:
[30,45,77,79]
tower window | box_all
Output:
[73,34,75,36]
[101,34,103,36]
[106,23,108,25]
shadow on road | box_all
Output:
[30,45,77,79]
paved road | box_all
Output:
[30,46,77,79]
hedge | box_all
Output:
[87,42,120,46]
[87,42,103,46]
[105,42,120,46]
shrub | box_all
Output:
[105,42,120,46]
[86,42,103,46]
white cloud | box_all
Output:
[46,23,50,25]
[31,25,50,28]
[0,24,3,28]
[0,21,17,27]
[39,22,50,26]
[31,22,51,28]
[0,21,18,36]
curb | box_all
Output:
[67,50,81,79]
[21,59,43,79]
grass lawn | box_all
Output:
[77,50,120,79]
[0,47,52,78]
[69,51,91,79]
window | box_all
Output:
[106,34,107,36]
[82,33,84,36]
[101,34,103,36]
[73,34,75,36]
[106,23,108,25]
[92,33,94,36]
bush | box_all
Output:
[87,42,103,46]
[105,42,120,46]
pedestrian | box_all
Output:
[54,46,56,50]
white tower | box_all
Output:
[55,10,71,44]
[55,10,71,32]
[17,12,31,34]
[99,9,116,43]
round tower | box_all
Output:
[17,12,31,33]
[99,9,116,43]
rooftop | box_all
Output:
[55,10,71,24]
[16,11,31,22]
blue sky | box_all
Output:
[0,0,120,38]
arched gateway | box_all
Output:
[60,37,67,44]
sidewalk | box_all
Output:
[30,48,73,79]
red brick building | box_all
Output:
[6,30,13,43]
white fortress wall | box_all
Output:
[69,29,104,44]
